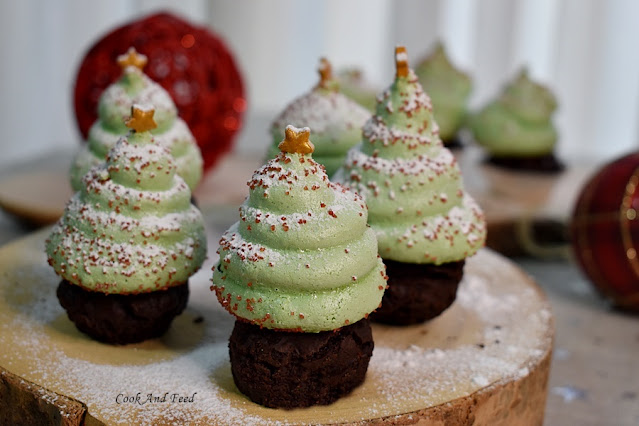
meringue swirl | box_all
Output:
[469,68,558,157]
[70,66,203,191]
[268,77,369,177]
[47,130,207,294]
[212,149,386,332]
[335,64,486,264]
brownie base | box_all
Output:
[486,153,565,173]
[371,259,465,325]
[57,280,189,345]
[229,319,373,409]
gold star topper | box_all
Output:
[117,47,148,71]
[395,46,409,78]
[317,57,333,89]
[278,125,314,154]
[125,104,157,133]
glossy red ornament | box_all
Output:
[571,152,639,312]
[73,11,246,171]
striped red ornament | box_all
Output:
[571,152,639,312]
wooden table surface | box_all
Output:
[517,257,639,426]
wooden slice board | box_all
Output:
[0,228,553,425]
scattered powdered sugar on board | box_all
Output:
[33,343,252,425]
[0,230,552,425]
[368,250,553,413]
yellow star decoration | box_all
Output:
[125,105,157,133]
[117,47,148,71]
[317,57,333,89]
[395,45,409,78]
[278,125,314,154]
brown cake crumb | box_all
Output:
[229,319,373,408]
[57,280,189,345]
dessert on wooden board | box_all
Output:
[469,68,563,173]
[46,104,207,344]
[335,46,486,325]
[212,125,387,408]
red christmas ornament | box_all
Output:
[73,11,246,171]
[571,152,639,312]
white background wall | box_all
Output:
[0,0,638,169]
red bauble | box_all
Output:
[73,12,246,171]
[571,152,639,312]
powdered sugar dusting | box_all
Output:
[271,90,369,139]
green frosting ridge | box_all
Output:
[70,66,203,191]
[334,59,486,264]
[415,42,472,142]
[47,130,207,294]
[469,68,558,157]
[268,81,370,177]
[212,150,386,332]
